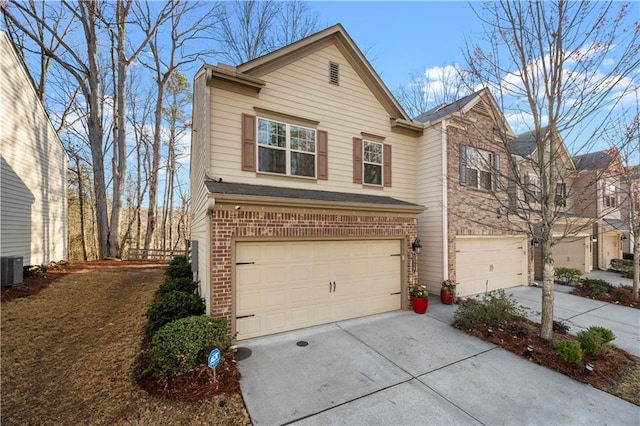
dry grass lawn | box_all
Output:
[1,265,250,426]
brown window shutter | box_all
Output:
[353,137,363,184]
[459,143,467,186]
[317,130,328,180]
[241,114,256,172]
[383,143,392,187]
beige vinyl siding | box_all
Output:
[208,44,418,203]
[0,32,67,266]
[190,69,212,312]
[417,124,446,293]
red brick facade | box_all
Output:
[209,207,419,331]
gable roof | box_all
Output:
[573,149,618,171]
[205,181,424,213]
[509,127,546,157]
[206,24,418,130]
[412,88,514,137]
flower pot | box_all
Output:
[412,297,429,314]
[440,289,454,305]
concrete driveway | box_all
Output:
[237,297,639,425]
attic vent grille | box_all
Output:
[472,101,489,115]
[329,62,339,85]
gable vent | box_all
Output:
[472,101,489,115]
[329,62,339,85]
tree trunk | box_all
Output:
[634,239,639,300]
[540,238,555,340]
[75,156,88,261]
[82,1,109,259]
[142,88,164,258]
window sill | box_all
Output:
[255,171,318,182]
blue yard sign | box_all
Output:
[208,348,221,369]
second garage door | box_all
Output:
[456,237,528,296]
[235,239,402,340]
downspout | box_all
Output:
[441,120,449,280]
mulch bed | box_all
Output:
[136,354,242,401]
[570,286,640,309]
[455,319,640,406]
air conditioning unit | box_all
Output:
[1,256,24,287]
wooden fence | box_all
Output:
[126,247,187,261]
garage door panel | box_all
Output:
[236,240,402,340]
[456,237,528,296]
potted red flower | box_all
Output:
[410,284,429,314]
[441,280,457,305]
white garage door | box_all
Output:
[456,237,528,296]
[555,237,590,272]
[236,239,402,340]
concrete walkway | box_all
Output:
[237,290,640,425]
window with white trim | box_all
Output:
[604,182,617,208]
[363,140,383,185]
[467,147,494,190]
[257,118,316,177]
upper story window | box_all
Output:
[257,118,316,178]
[363,140,383,185]
[555,182,567,207]
[603,182,617,208]
[524,174,540,203]
[460,144,500,191]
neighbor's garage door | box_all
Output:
[235,240,402,340]
[456,237,528,296]
[555,237,590,273]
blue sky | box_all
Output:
[309,1,482,90]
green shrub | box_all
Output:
[580,279,613,296]
[165,259,192,280]
[577,326,616,357]
[454,290,529,329]
[146,315,229,378]
[158,278,199,296]
[554,340,583,365]
[554,267,583,285]
[611,287,633,304]
[145,291,205,338]
[170,255,188,266]
[610,258,633,274]
[623,252,634,260]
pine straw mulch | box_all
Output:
[1,264,250,426]
[569,286,640,309]
[455,319,640,406]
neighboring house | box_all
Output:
[508,128,593,279]
[620,166,640,254]
[190,25,425,340]
[414,89,530,298]
[573,149,626,270]
[0,31,68,270]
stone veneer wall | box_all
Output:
[209,208,419,331]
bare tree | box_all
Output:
[613,100,640,300]
[217,0,318,65]
[140,0,222,257]
[463,0,639,339]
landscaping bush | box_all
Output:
[158,278,199,296]
[610,258,633,274]
[454,290,529,329]
[611,287,634,304]
[623,252,634,260]
[146,315,229,378]
[580,279,613,296]
[553,320,570,334]
[554,340,583,365]
[554,267,583,285]
[577,326,616,357]
[145,291,205,338]
[165,256,192,280]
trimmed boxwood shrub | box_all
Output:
[454,289,529,329]
[580,279,613,296]
[577,326,616,357]
[623,252,634,260]
[554,267,583,285]
[554,340,583,365]
[146,315,229,378]
[610,258,633,274]
[145,291,205,338]
[165,256,192,280]
[158,278,199,296]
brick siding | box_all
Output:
[209,208,419,333]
